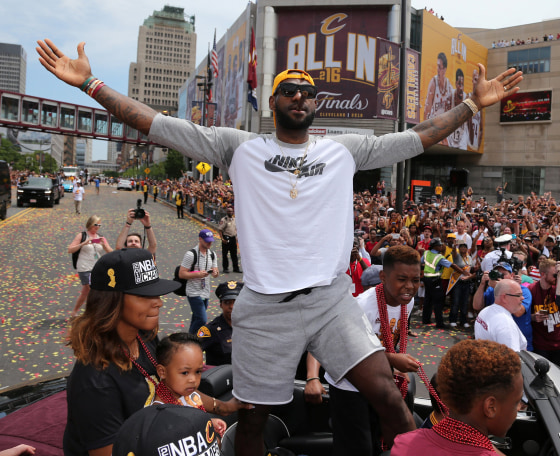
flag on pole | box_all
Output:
[211,29,219,79]
[206,46,213,103]
[247,27,258,111]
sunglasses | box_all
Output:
[276,82,317,99]
[94,223,102,227]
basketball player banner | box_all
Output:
[375,38,400,120]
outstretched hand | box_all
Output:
[471,63,523,110]
[36,39,92,88]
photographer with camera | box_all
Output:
[480,234,514,272]
[115,200,157,256]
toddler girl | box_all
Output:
[154,333,236,435]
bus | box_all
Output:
[62,166,79,179]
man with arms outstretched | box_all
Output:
[37,38,522,456]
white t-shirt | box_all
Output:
[73,187,85,201]
[454,231,472,249]
[149,115,423,294]
[324,286,413,392]
[475,304,527,351]
[447,90,468,149]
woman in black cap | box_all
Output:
[63,248,180,456]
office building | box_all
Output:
[0,43,26,93]
[128,5,196,114]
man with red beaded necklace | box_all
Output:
[324,245,422,455]
[392,339,523,455]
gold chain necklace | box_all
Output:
[275,139,310,199]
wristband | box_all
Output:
[306,377,320,382]
[145,225,152,229]
[125,221,132,226]
[462,98,479,115]
[80,76,95,91]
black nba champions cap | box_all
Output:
[90,248,180,297]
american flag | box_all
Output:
[211,29,219,79]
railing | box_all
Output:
[0,90,151,146]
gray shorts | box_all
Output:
[78,271,91,286]
[231,273,383,405]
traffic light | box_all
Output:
[449,169,469,188]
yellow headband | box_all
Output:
[272,69,315,96]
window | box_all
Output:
[508,47,550,74]
[502,166,545,196]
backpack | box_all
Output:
[173,248,216,296]
[72,231,87,269]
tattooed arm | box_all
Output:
[36,40,156,135]
[413,63,523,149]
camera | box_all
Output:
[495,247,523,274]
[489,269,504,281]
[134,199,146,219]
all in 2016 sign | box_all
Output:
[276,7,402,120]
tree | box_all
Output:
[39,152,58,174]
[164,149,185,179]
[0,137,23,168]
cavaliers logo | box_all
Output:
[205,420,215,442]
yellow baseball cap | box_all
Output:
[272,69,315,97]
[271,69,315,128]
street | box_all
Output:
[0,184,470,397]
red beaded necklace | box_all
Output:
[122,335,180,406]
[375,284,448,411]
[433,417,495,451]
[122,335,207,411]
[376,283,410,397]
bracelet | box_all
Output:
[125,221,132,226]
[306,377,320,382]
[91,82,106,98]
[213,397,217,413]
[145,225,152,229]
[80,76,95,91]
[462,98,479,115]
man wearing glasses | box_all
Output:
[474,278,527,351]
[37,37,522,456]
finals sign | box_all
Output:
[276,7,392,120]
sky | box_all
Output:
[1,0,558,160]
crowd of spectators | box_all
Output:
[351,186,560,338]
[492,33,559,49]
[353,188,560,267]
[129,174,235,215]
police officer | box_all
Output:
[422,238,469,329]
[197,280,243,365]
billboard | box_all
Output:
[276,7,391,120]
[221,22,247,129]
[405,49,421,124]
[500,90,552,123]
[420,10,488,153]
[376,38,400,120]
